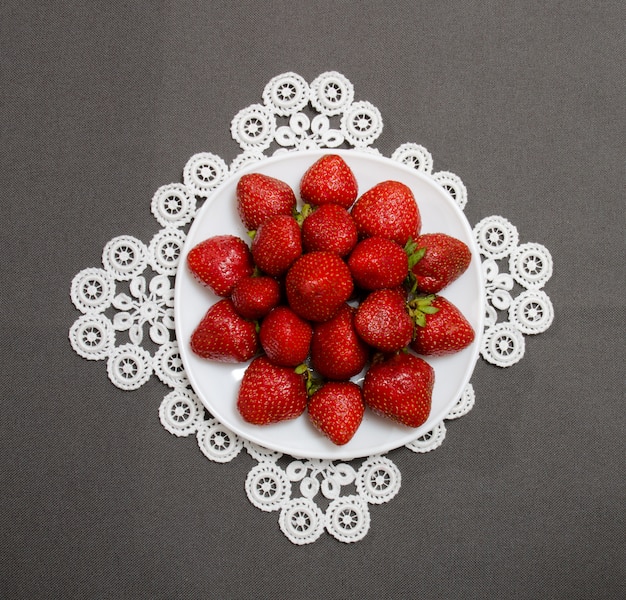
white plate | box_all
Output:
[175,149,485,460]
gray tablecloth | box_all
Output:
[2,2,624,598]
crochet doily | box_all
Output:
[69,72,554,544]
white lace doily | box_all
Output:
[69,71,554,544]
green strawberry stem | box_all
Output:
[295,362,323,397]
[293,203,313,226]
[403,237,426,296]
[407,294,440,328]
[404,237,426,268]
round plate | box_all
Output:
[175,149,485,460]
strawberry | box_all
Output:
[308,381,364,445]
[409,295,475,356]
[236,173,297,231]
[251,214,302,277]
[350,180,421,245]
[363,352,434,427]
[237,356,307,425]
[231,275,281,320]
[187,235,254,297]
[300,154,358,209]
[190,298,259,362]
[347,236,409,290]
[285,251,354,322]
[259,305,312,367]
[310,303,370,380]
[354,288,414,352]
[407,233,471,293]
[301,203,358,257]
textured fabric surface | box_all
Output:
[1,1,624,598]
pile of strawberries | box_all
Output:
[186,154,475,446]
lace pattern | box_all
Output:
[69,71,554,544]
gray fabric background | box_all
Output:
[1,1,624,598]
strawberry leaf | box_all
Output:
[294,363,309,375]
[404,237,417,254]
[407,294,439,328]
[300,365,323,397]
[404,237,426,269]
[294,203,312,226]
[413,311,427,328]
[415,294,437,308]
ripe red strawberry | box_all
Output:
[308,381,365,445]
[190,298,259,362]
[187,235,254,297]
[237,356,307,425]
[285,251,354,322]
[409,295,475,356]
[310,303,370,380]
[351,180,421,245]
[301,203,358,257]
[354,288,414,352]
[347,236,409,290]
[231,275,281,320]
[408,233,471,293]
[300,154,358,209]
[363,352,434,427]
[236,173,297,231]
[259,305,312,367]
[251,214,302,277]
